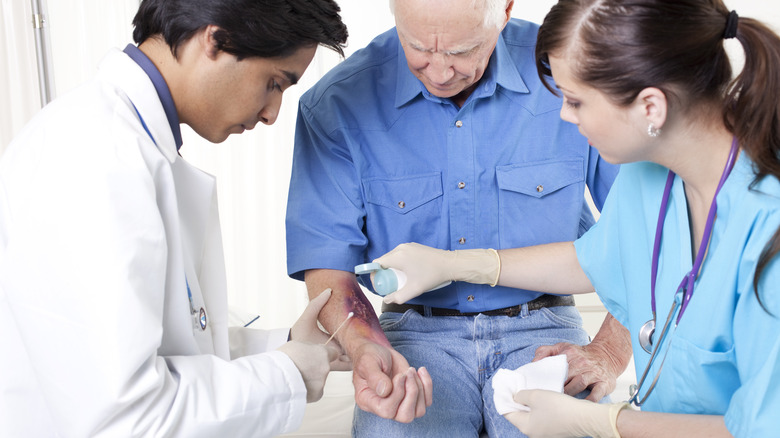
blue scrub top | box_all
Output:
[575,155,780,436]
[286,19,618,312]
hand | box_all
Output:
[351,341,433,423]
[277,340,339,403]
[377,243,499,305]
[503,389,627,438]
[533,342,617,402]
[290,288,352,371]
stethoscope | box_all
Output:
[628,136,739,407]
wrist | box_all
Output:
[451,248,501,286]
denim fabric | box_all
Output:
[352,304,590,437]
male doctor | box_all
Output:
[0,0,347,436]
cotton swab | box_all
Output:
[325,312,354,345]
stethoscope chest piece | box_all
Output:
[638,318,656,354]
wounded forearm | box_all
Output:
[304,269,390,354]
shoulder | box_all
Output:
[301,28,399,109]
[501,18,542,48]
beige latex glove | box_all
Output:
[277,340,338,403]
[376,242,500,304]
[503,389,628,438]
[290,288,352,371]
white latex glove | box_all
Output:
[376,242,500,304]
[503,389,628,438]
[277,340,338,403]
[290,288,352,371]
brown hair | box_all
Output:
[535,0,780,310]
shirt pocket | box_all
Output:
[496,159,585,248]
[363,172,443,214]
[362,173,444,251]
[654,334,739,415]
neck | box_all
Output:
[656,123,736,255]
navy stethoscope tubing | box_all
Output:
[629,136,739,407]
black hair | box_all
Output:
[132,0,348,60]
[535,0,780,312]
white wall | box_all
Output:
[1,0,779,331]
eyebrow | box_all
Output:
[281,70,299,85]
[408,41,479,56]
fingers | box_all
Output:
[394,368,421,423]
[532,343,564,362]
[419,366,433,407]
[330,353,353,372]
[583,381,608,402]
[305,287,332,316]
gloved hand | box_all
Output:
[290,288,352,371]
[277,340,339,403]
[503,389,629,438]
[375,242,501,304]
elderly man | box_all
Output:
[286,0,631,435]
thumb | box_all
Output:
[512,389,535,406]
[304,288,332,318]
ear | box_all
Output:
[202,24,222,60]
[635,87,668,130]
[503,1,515,29]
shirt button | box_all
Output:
[457,181,466,189]
[455,120,463,128]
[458,237,466,244]
[467,295,475,302]
[398,201,406,209]
[536,184,544,193]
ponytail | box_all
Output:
[724,17,780,311]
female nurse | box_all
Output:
[369,0,780,436]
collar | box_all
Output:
[123,44,183,150]
[394,31,529,108]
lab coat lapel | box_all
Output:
[171,158,230,358]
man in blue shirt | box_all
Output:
[286,0,632,435]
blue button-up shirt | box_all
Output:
[286,19,618,313]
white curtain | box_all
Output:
[2,0,778,332]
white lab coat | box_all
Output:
[0,48,306,437]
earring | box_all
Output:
[647,123,661,137]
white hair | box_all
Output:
[389,0,509,30]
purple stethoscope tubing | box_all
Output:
[649,136,740,325]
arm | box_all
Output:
[505,390,733,438]
[495,241,594,294]
[379,241,594,305]
[617,410,731,438]
[534,312,632,401]
[304,269,432,422]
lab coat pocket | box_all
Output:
[496,159,585,248]
[662,334,738,415]
[362,172,443,239]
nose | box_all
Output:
[559,103,577,125]
[258,92,283,126]
[425,52,455,84]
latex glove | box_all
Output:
[277,340,339,403]
[290,288,352,371]
[503,389,628,438]
[377,242,500,304]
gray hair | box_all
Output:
[389,0,508,30]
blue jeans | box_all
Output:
[352,304,591,438]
